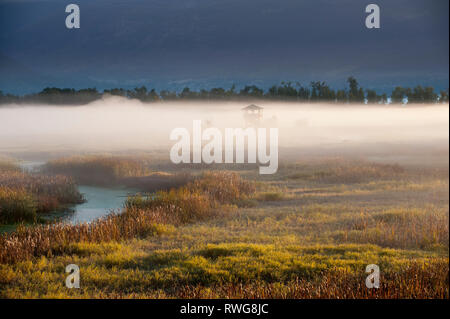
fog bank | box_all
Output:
[0,98,448,165]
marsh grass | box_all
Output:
[0,187,36,224]
[178,260,448,299]
[0,241,446,299]
[337,207,449,250]
[0,208,176,264]
[126,171,256,222]
[285,159,406,183]
[257,192,285,201]
[0,158,448,299]
[0,165,84,223]
[0,171,255,264]
[44,155,151,185]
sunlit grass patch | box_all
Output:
[284,159,407,184]
[257,192,285,201]
[1,240,446,298]
[334,206,449,250]
[177,259,449,299]
[0,156,448,298]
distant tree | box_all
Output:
[148,89,160,101]
[439,90,449,103]
[209,87,227,99]
[104,88,127,97]
[336,89,347,103]
[267,85,278,99]
[310,84,318,101]
[347,77,364,103]
[408,86,424,103]
[297,85,310,101]
[179,87,196,100]
[366,89,377,104]
[199,89,209,100]
[239,85,263,99]
[310,81,335,101]
[357,88,365,103]
[391,86,406,104]
[405,85,437,104]
[226,84,236,99]
[423,86,437,103]
[2,78,444,106]
[160,90,177,100]
[274,82,296,100]
[128,86,148,100]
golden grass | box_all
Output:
[0,171,255,264]
[44,155,151,185]
[0,167,84,223]
[0,157,448,299]
[178,260,448,299]
[285,159,406,183]
[336,206,449,249]
[0,187,36,224]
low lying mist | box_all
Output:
[0,97,448,167]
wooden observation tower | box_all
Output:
[242,104,263,127]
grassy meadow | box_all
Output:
[0,155,448,298]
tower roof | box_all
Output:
[242,104,263,110]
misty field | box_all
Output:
[0,155,448,298]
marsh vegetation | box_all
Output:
[0,155,447,298]
[0,99,447,298]
[0,160,84,224]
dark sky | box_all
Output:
[0,0,448,94]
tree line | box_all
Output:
[1,77,448,105]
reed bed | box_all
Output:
[0,168,84,223]
[0,187,36,224]
[0,208,175,264]
[0,172,255,264]
[126,171,256,222]
[44,155,151,185]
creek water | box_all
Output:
[61,185,137,224]
[19,161,137,224]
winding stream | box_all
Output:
[64,185,136,224]
[19,161,137,224]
